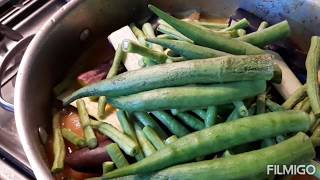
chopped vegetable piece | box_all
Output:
[222,18,250,32]
[143,126,165,150]
[176,112,205,130]
[256,93,266,114]
[102,161,115,174]
[282,84,307,110]
[205,106,217,128]
[130,23,146,46]
[233,100,249,117]
[257,21,269,31]
[134,123,156,157]
[76,100,97,149]
[266,99,285,112]
[191,109,207,120]
[51,113,66,173]
[61,128,86,148]
[157,24,193,43]
[237,29,246,37]
[106,143,129,168]
[164,135,178,145]
[226,108,240,122]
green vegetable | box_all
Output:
[205,106,217,127]
[237,29,246,37]
[98,44,127,118]
[266,99,285,112]
[222,150,232,157]
[176,112,205,130]
[146,38,230,59]
[157,24,193,43]
[109,80,266,112]
[310,160,320,179]
[143,126,165,150]
[191,109,207,120]
[90,119,103,128]
[256,93,266,114]
[156,34,176,39]
[63,55,275,105]
[226,108,240,122]
[301,98,311,113]
[112,132,314,180]
[98,123,139,156]
[51,113,66,173]
[238,21,290,47]
[193,21,228,29]
[133,112,167,139]
[142,23,163,52]
[104,111,311,178]
[222,18,250,32]
[282,84,307,110]
[61,128,86,148]
[130,23,146,46]
[306,36,320,117]
[76,100,97,149]
[117,110,144,161]
[233,101,249,117]
[151,111,190,137]
[149,5,264,55]
[134,123,156,157]
[106,143,129,168]
[122,40,167,64]
[164,135,178,145]
[102,161,115,174]
[257,21,269,31]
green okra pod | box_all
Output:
[51,113,66,173]
[191,109,207,120]
[257,21,269,31]
[238,21,290,47]
[61,128,86,148]
[306,36,320,117]
[282,84,307,110]
[151,111,190,137]
[122,40,167,64]
[142,23,163,52]
[193,21,228,29]
[109,80,266,112]
[134,123,156,157]
[266,99,285,112]
[104,111,311,178]
[133,112,167,139]
[98,123,139,156]
[143,126,165,150]
[222,18,250,32]
[146,38,230,60]
[205,106,217,128]
[149,5,264,55]
[157,24,193,43]
[106,143,129,168]
[63,55,276,105]
[130,23,147,46]
[102,161,115,174]
[164,135,178,145]
[76,100,97,149]
[176,112,205,130]
[233,100,249,117]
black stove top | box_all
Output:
[0,0,68,179]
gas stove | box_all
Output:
[0,0,68,179]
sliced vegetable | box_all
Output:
[142,126,165,150]
[146,38,230,59]
[109,80,266,112]
[61,128,86,148]
[149,5,264,55]
[282,84,307,110]
[106,143,129,168]
[237,29,246,37]
[266,99,285,112]
[104,111,311,178]
[134,123,156,157]
[102,161,115,174]
[233,101,249,117]
[122,40,167,64]
[151,111,190,137]
[157,24,193,43]
[238,21,290,47]
[222,18,250,32]
[51,113,66,173]
[257,21,269,31]
[76,100,97,149]
[112,133,314,180]
[193,21,228,29]
[133,112,168,139]
[142,23,163,52]
[191,109,207,120]
[176,112,205,130]
[130,23,146,46]
[98,123,138,156]
[164,135,178,145]
[306,36,320,117]
[63,55,275,105]
[205,106,217,128]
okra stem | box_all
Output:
[76,100,97,149]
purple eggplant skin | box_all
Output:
[65,140,113,173]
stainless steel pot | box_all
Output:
[3,0,319,179]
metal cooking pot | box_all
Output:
[1,0,318,179]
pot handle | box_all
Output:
[0,35,34,112]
